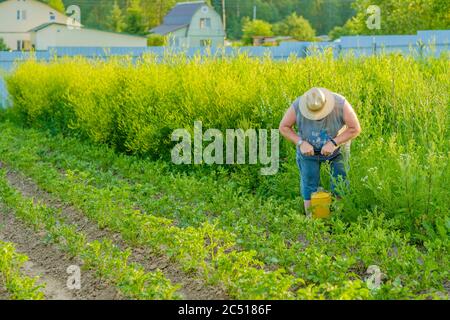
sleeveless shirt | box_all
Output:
[292,93,347,159]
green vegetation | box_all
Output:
[123,0,147,36]
[0,171,181,300]
[108,1,127,33]
[0,0,439,42]
[1,53,449,299]
[147,34,167,47]
[54,0,352,39]
[330,0,450,39]
[0,241,45,300]
[241,18,274,45]
[5,53,449,241]
[218,0,354,39]
[0,123,309,299]
[43,0,65,13]
[0,38,8,51]
[273,13,316,41]
[0,119,447,299]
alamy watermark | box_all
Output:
[67,265,81,290]
[66,5,82,30]
[171,121,280,175]
[366,265,383,291]
[366,5,381,30]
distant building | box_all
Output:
[253,36,295,47]
[316,35,331,42]
[30,23,147,51]
[0,0,67,50]
[0,0,146,51]
[150,1,225,48]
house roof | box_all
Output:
[29,22,146,39]
[29,22,68,32]
[150,1,206,35]
[150,24,188,35]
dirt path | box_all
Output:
[0,284,9,300]
[0,205,121,300]
[4,169,229,300]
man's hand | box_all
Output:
[299,141,314,156]
[321,141,337,156]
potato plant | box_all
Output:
[0,123,447,299]
[0,171,181,300]
[1,52,449,300]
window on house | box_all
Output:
[200,18,211,29]
[50,12,56,21]
[16,40,31,51]
[200,39,211,47]
[17,40,23,51]
[17,10,21,20]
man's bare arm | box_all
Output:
[334,101,361,145]
[279,106,315,156]
[279,106,301,145]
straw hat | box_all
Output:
[299,87,335,120]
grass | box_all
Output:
[0,240,45,300]
[0,122,447,299]
[0,169,181,300]
[1,52,449,299]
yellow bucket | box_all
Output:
[310,190,332,219]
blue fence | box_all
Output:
[1,30,449,107]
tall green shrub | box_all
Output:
[5,53,450,240]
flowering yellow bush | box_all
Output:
[5,52,450,241]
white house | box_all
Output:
[0,0,67,50]
[0,0,147,51]
[150,1,225,48]
[30,22,147,50]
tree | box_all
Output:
[45,0,65,13]
[329,25,353,40]
[0,38,9,51]
[82,0,114,31]
[140,0,199,29]
[208,0,354,41]
[241,18,273,45]
[51,0,359,41]
[108,1,126,33]
[147,34,166,46]
[273,13,316,41]
[124,0,147,35]
[329,0,450,38]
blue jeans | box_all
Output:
[296,152,348,201]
